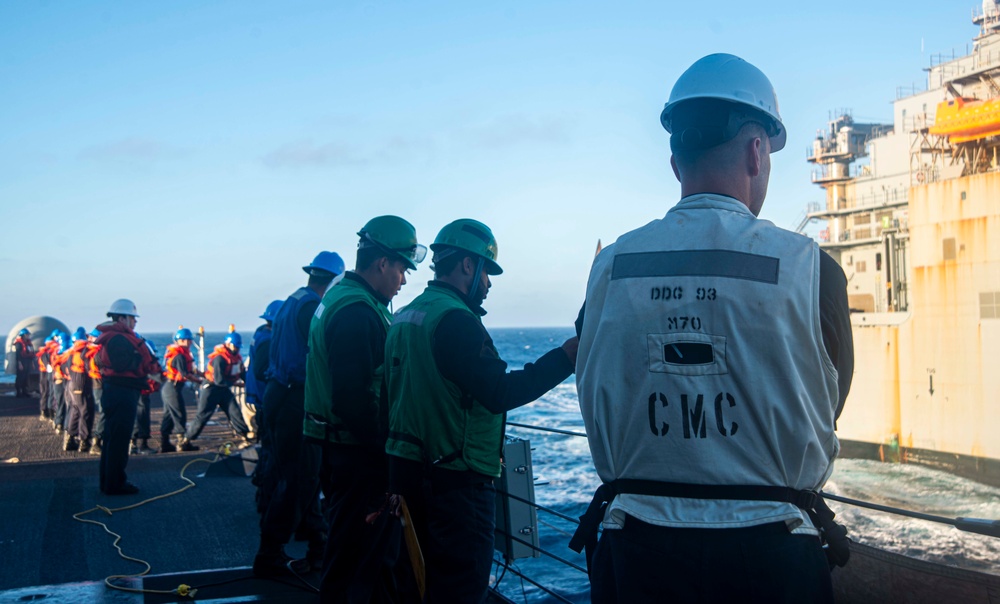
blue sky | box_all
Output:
[0,1,979,332]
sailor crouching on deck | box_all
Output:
[385,219,579,604]
[94,299,160,495]
[572,54,855,603]
[304,216,426,602]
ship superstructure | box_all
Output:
[805,3,1000,484]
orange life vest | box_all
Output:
[66,340,91,392]
[36,342,55,373]
[50,347,67,382]
[93,323,159,383]
[14,335,33,359]
[85,344,102,380]
[164,344,196,383]
[204,345,243,386]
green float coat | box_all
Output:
[385,285,503,477]
[303,277,392,445]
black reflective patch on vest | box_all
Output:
[663,342,714,365]
[611,250,779,284]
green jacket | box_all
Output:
[303,276,392,445]
[384,284,504,477]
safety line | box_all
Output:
[72,453,221,597]
[492,562,575,604]
[506,421,587,438]
[496,487,581,526]
[494,528,588,574]
[506,419,1000,540]
[822,491,1000,539]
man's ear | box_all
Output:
[748,136,763,178]
[462,255,475,276]
[670,155,681,182]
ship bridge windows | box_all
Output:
[981,292,1000,319]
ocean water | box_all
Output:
[488,327,1000,603]
[5,327,999,602]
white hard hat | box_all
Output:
[107,298,139,318]
[660,53,786,152]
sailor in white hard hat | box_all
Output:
[92,299,161,495]
[573,54,855,602]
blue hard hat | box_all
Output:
[224,332,242,349]
[58,333,71,352]
[175,328,194,341]
[72,327,87,342]
[89,328,100,338]
[18,328,30,337]
[302,251,345,277]
[260,300,284,321]
[50,329,62,339]
[144,339,158,356]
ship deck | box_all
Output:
[0,384,319,602]
[0,384,517,603]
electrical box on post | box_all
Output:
[494,436,540,560]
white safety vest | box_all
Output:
[578,193,839,534]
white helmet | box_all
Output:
[660,53,786,152]
[107,298,139,318]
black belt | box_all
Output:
[568,479,849,570]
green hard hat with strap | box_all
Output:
[358,215,427,271]
[431,218,503,275]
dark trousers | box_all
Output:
[258,380,325,554]
[132,393,152,440]
[99,383,140,492]
[590,517,834,604]
[39,372,51,416]
[160,381,188,439]
[52,381,67,428]
[186,384,249,440]
[15,363,29,396]
[91,382,103,440]
[320,446,411,603]
[67,388,95,442]
[403,474,496,604]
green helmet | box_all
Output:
[357,215,427,271]
[430,219,502,275]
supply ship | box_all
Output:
[803,2,1000,487]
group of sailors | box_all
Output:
[15,320,254,458]
[8,52,856,603]
[10,215,572,602]
[236,216,576,604]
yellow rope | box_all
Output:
[72,451,228,597]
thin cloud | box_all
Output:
[261,140,365,168]
[79,137,183,162]
[461,114,574,149]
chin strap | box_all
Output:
[467,256,485,305]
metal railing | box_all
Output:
[491,418,1000,602]
[490,421,590,603]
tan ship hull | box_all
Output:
[836,173,1000,485]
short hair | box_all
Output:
[308,272,335,289]
[109,314,130,322]
[672,120,769,173]
[432,249,473,278]
[356,246,386,272]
